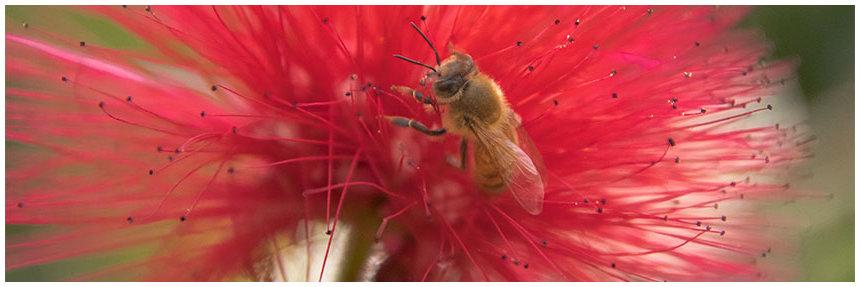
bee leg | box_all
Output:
[446,138,468,169]
[385,116,446,136]
[391,85,435,105]
[459,138,467,170]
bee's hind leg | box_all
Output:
[446,138,468,170]
[385,116,446,136]
[459,138,467,170]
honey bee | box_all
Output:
[387,22,546,215]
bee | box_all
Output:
[387,22,546,215]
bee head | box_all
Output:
[437,52,477,79]
[432,52,477,100]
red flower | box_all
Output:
[6,6,811,281]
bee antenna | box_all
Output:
[393,54,438,73]
[409,22,441,66]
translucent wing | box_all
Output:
[469,115,545,215]
[512,115,549,187]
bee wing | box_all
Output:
[512,119,549,187]
[470,121,545,215]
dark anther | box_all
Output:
[167,156,174,162]
[126,96,133,102]
[524,263,530,269]
[742,71,748,76]
[541,240,548,246]
[761,252,767,258]
[200,111,206,117]
[647,8,654,15]
[611,92,618,98]
[501,254,508,260]
[721,215,727,221]
[554,19,561,25]
[667,138,676,147]
[145,5,151,12]
[600,198,607,205]
[62,76,69,82]
[516,41,523,47]
[344,91,352,97]
[325,230,332,235]
[98,101,105,108]
[148,169,154,175]
[552,99,559,106]
[567,37,574,43]
[674,157,680,163]
[575,19,581,26]
[420,15,427,21]
[609,70,617,76]
[22,22,29,29]
[79,41,86,47]
[766,104,773,110]
[180,216,187,222]
[527,66,535,71]
[583,198,589,204]
[122,5,127,8]
[127,216,134,224]
[596,207,603,213]
[321,17,330,24]
[694,41,701,47]
[227,167,235,174]
[211,85,218,91]
[592,44,600,50]
[730,181,737,187]
[695,221,702,226]
[513,260,520,266]
[767,247,772,253]
[157,146,163,152]
[174,148,181,154]
[611,262,616,268]
[714,203,719,209]
[662,215,668,221]
[706,226,712,231]
[700,108,707,113]
[17,202,24,208]
[720,230,726,236]
[764,156,770,163]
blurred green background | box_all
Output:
[5,5,855,281]
[743,6,854,281]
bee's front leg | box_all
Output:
[391,85,435,106]
[385,116,446,136]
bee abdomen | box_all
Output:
[473,144,508,193]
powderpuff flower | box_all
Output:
[6,6,812,281]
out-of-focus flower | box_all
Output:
[6,6,813,281]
